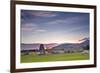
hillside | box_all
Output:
[52,39,89,50]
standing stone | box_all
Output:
[39,44,45,55]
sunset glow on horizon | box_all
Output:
[21,10,89,44]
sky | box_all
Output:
[21,10,89,44]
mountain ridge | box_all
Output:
[21,38,89,50]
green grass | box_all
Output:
[21,53,89,63]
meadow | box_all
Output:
[21,53,89,63]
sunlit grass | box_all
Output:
[21,53,89,63]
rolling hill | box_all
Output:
[51,39,89,52]
[21,38,89,51]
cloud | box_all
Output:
[46,19,67,25]
[21,27,33,31]
[30,11,57,17]
[46,16,86,25]
[22,23,37,27]
[21,23,37,31]
[79,37,89,42]
[46,17,81,25]
[21,23,47,33]
[36,29,46,32]
[45,16,89,33]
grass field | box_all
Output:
[21,53,89,63]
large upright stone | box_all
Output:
[39,44,45,55]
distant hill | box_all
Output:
[44,43,59,49]
[21,43,58,50]
[51,39,89,51]
[21,44,40,50]
[52,43,81,51]
[21,38,89,51]
[79,39,89,47]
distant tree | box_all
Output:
[67,50,70,53]
[39,44,45,55]
[83,45,89,50]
